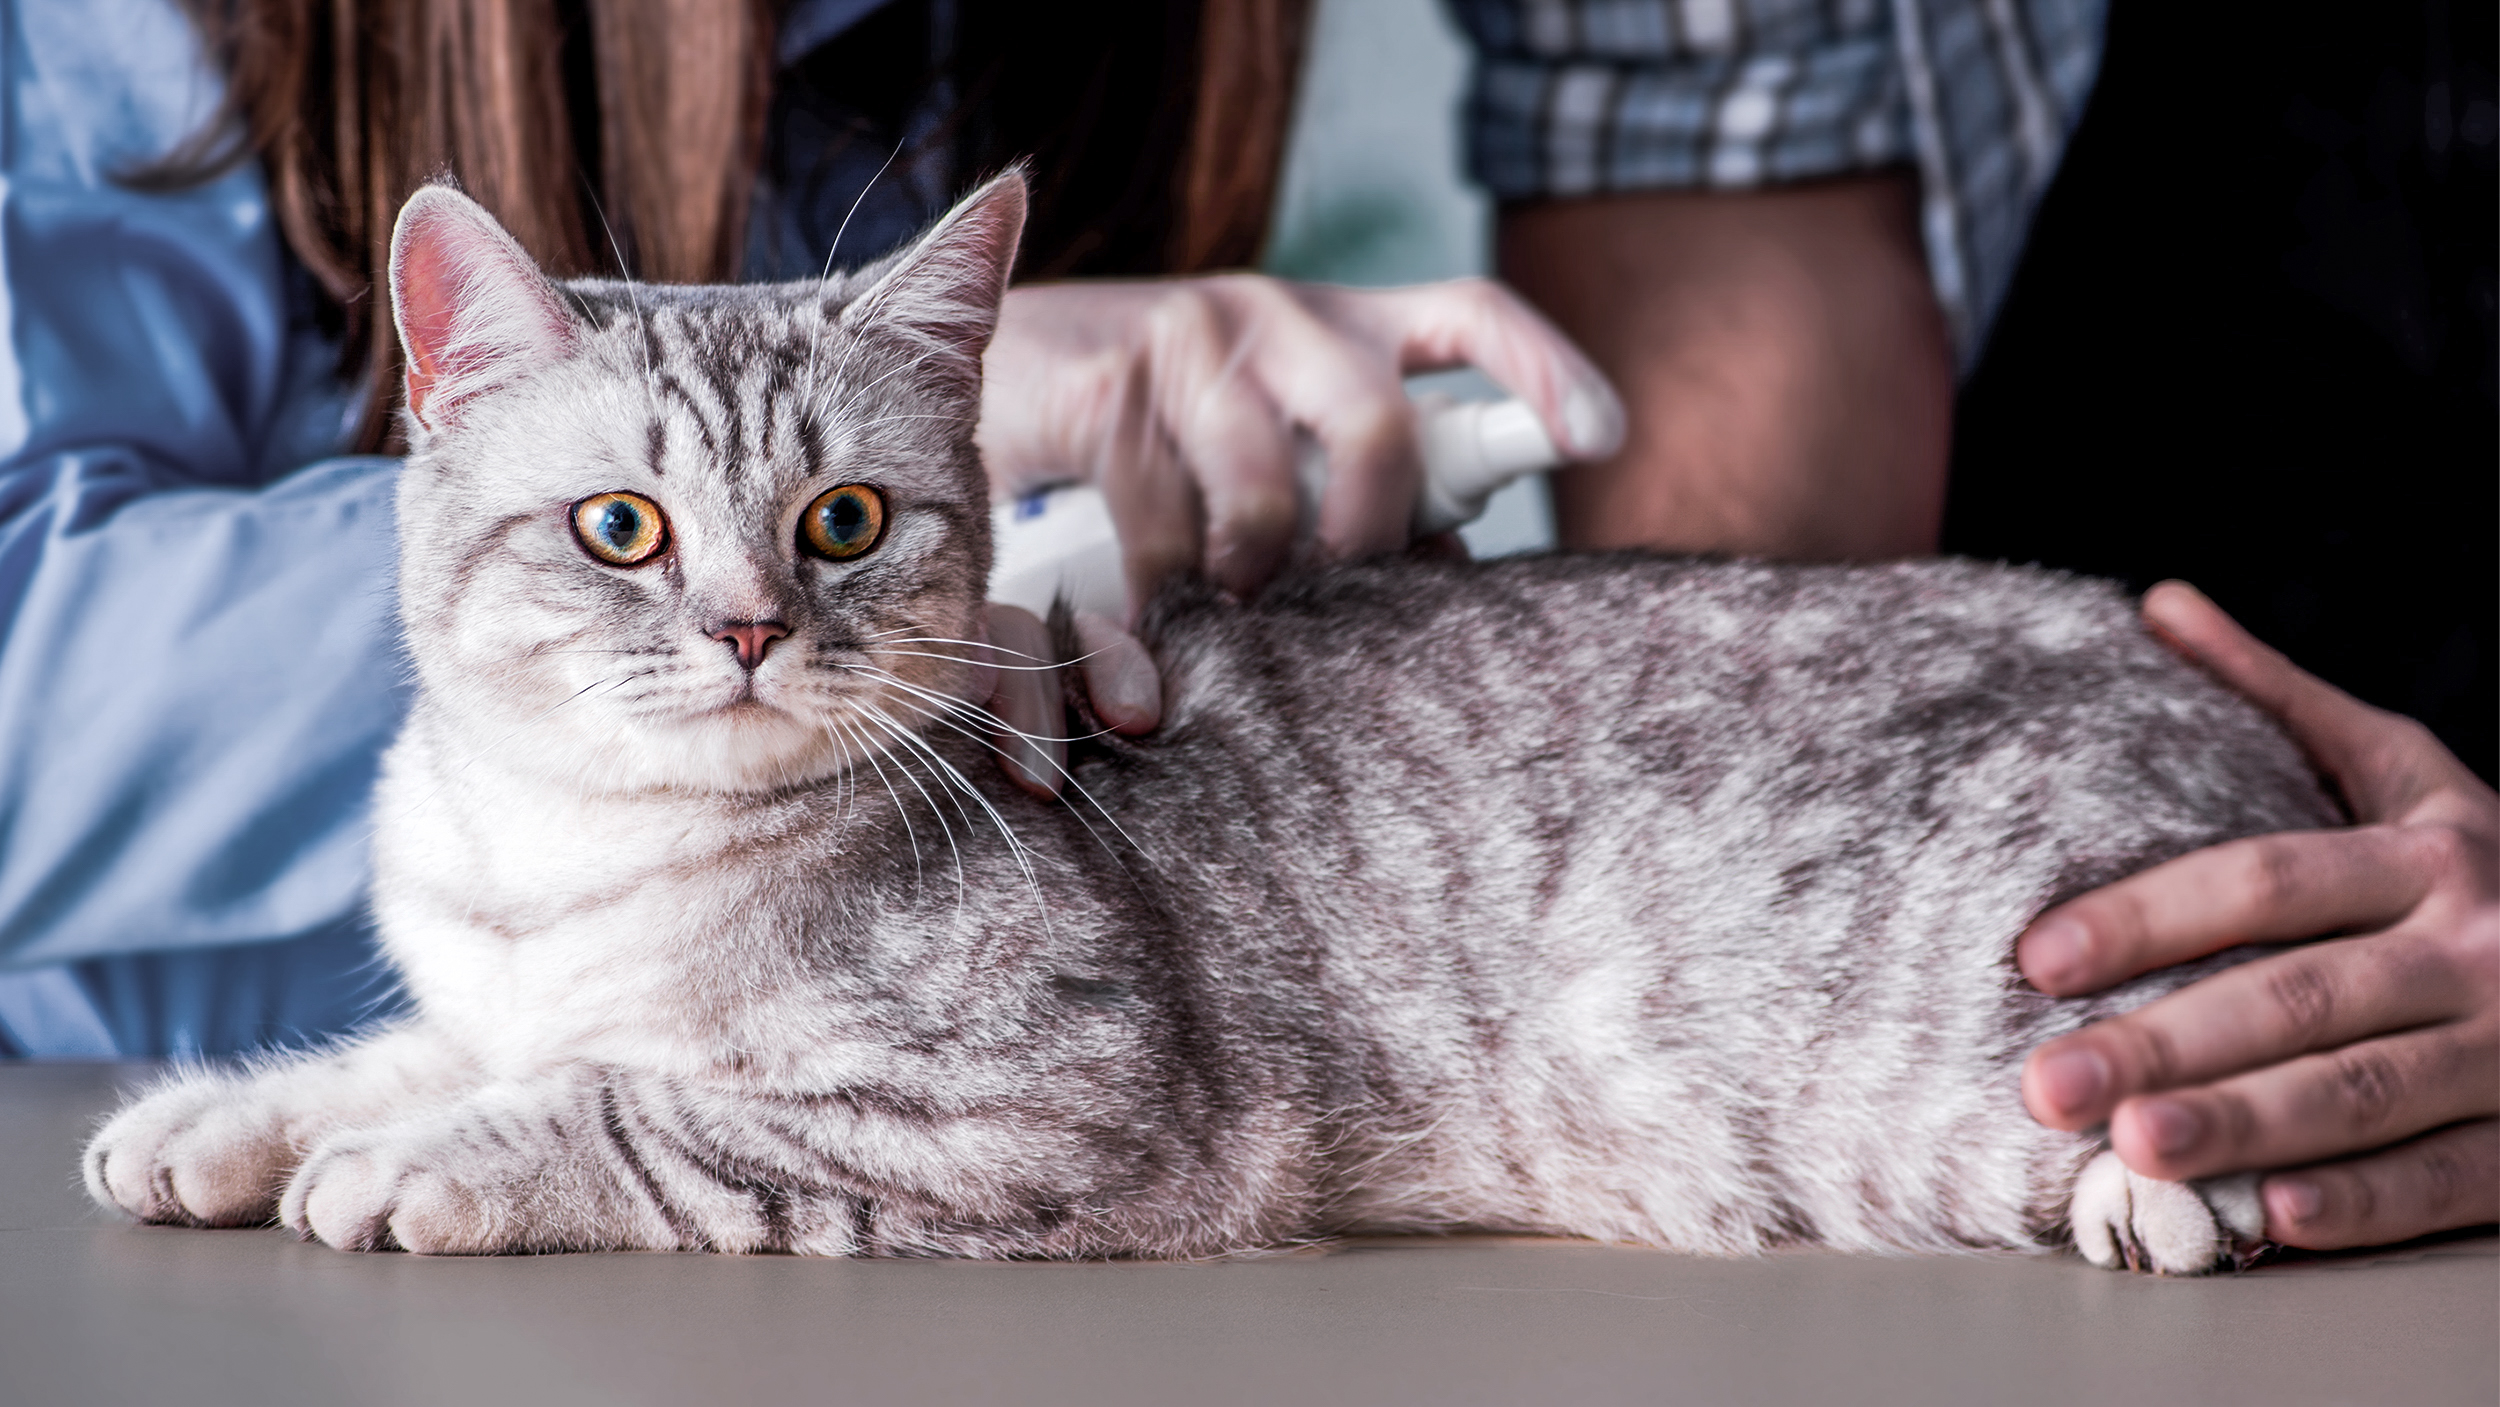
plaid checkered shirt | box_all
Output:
[1446,0,2107,363]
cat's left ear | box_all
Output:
[840,170,1028,396]
[389,182,582,436]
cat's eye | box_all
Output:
[800,484,887,561]
[572,492,669,566]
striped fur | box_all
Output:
[86,176,2332,1271]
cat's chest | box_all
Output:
[369,735,854,1073]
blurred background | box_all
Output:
[1265,0,2496,782]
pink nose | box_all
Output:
[710,620,789,670]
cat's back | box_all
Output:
[1139,553,2321,849]
[1102,552,2333,1005]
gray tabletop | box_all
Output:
[3,1062,2491,1407]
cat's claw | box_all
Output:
[83,1073,300,1228]
[2068,1149,2267,1274]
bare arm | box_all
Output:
[1497,170,1954,559]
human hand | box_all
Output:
[978,276,1623,612]
[2020,581,2498,1250]
[975,603,1159,800]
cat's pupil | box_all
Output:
[599,501,639,548]
[826,495,864,542]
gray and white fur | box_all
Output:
[86,173,2333,1273]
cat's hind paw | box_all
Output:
[2069,1149,2267,1274]
[83,1071,301,1228]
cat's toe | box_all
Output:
[2068,1148,2134,1269]
[284,1141,409,1252]
[285,1134,515,1254]
[2067,1150,2267,1275]
[85,1079,296,1227]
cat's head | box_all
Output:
[387,172,1025,795]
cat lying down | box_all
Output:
[85,173,2334,1273]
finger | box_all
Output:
[2017,824,2439,995]
[1215,282,1419,562]
[981,605,1066,798]
[1071,611,1160,735]
[2023,928,2465,1130]
[2261,1118,2499,1250]
[2102,1016,2498,1181]
[2141,581,2461,819]
[1321,278,1626,460]
[1094,357,1201,623]
[1139,286,1302,595]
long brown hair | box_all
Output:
[143,0,1308,452]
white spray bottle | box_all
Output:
[988,394,1567,620]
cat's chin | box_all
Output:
[643,703,859,794]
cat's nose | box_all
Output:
[710,620,789,670]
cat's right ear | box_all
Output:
[389,183,580,436]
[838,170,1028,399]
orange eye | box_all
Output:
[572,492,668,566]
[800,484,886,561]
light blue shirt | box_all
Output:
[0,0,410,1054]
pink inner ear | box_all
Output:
[391,193,576,430]
[395,224,466,425]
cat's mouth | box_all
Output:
[702,676,783,717]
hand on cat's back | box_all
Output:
[2020,581,2500,1250]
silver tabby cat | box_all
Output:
[86,172,2335,1273]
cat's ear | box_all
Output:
[389,183,581,435]
[839,170,1027,395]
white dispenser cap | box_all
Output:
[1412,397,1560,533]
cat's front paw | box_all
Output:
[84,1071,302,1227]
[282,1132,490,1253]
[2068,1149,2267,1274]
[282,1110,677,1254]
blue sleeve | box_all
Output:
[0,0,412,1053]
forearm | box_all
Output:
[1497,171,1954,560]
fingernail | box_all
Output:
[2138,1099,2206,1157]
[2035,1047,2110,1116]
[1010,730,1065,797]
[2269,1177,2323,1226]
[1106,654,1162,732]
[1073,612,1163,735]
[1562,383,1624,459]
[2023,918,2093,991]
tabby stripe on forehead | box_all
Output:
[696,354,747,479]
[644,417,667,478]
[754,352,805,467]
[651,373,722,463]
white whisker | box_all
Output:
[871,685,1146,874]
[839,662,1150,870]
[861,703,1052,932]
[848,708,973,902]
[803,138,909,402]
